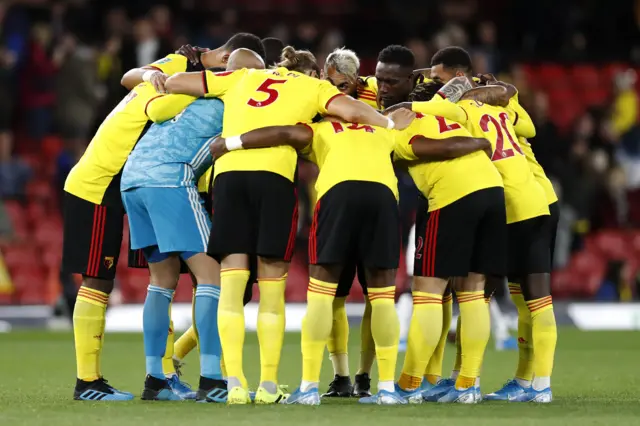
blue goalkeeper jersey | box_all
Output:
[121,98,223,191]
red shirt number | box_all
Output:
[331,122,375,133]
[247,78,287,107]
[435,116,462,133]
[480,112,523,161]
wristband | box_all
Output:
[225,135,244,151]
[142,70,157,82]
[386,117,395,130]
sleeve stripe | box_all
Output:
[201,71,209,94]
[297,122,314,135]
[437,91,447,99]
[463,107,469,122]
[144,95,164,116]
[513,111,520,126]
[408,135,423,145]
[324,93,346,110]
[357,94,377,101]
[144,66,162,72]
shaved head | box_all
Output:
[227,48,265,71]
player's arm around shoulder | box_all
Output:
[145,94,196,123]
[209,124,314,159]
[165,68,245,98]
[121,53,189,92]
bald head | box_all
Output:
[227,48,265,71]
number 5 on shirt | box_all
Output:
[247,78,287,107]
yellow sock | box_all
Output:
[218,268,250,389]
[425,292,452,382]
[162,318,176,376]
[328,296,350,376]
[399,291,442,390]
[74,286,109,381]
[302,278,337,384]
[221,353,227,378]
[257,275,286,385]
[368,286,399,383]
[174,326,198,360]
[453,313,462,372]
[527,296,557,379]
[357,298,375,374]
[509,283,533,381]
[456,291,489,389]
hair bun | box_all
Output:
[281,46,297,62]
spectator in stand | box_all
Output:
[54,33,99,153]
[0,130,31,201]
[291,21,320,52]
[21,22,73,141]
[612,70,639,155]
[149,5,173,41]
[0,44,16,158]
[0,199,14,245]
[120,18,172,76]
[530,92,562,179]
[473,21,501,74]
[597,260,634,301]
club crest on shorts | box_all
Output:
[104,257,115,269]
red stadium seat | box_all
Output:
[570,65,601,89]
[579,88,610,106]
[568,250,606,279]
[33,222,63,248]
[26,180,55,203]
[537,64,569,90]
[3,201,26,227]
[591,231,630,260]
[12,267,47,304]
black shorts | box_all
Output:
[335,259,368,298]
[309,181,400,270]
[413,187,507,278]
[62,192,124,280]
[548,201,559,268]
[127,191,211,273]
[208,171,298,260]
[507,214,552,281]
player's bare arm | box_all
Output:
[209,125,314,159]
[120,45,205,91]
[410,136,491,161]
[437,76,474,103]
[461,85,510,107]
[165,72,207,97]
[326,95,412,130]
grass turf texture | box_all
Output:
[1,328,639,426]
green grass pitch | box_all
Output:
[1,328,640,425]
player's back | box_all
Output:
[64,83,159,204]
[122,98,224,191]
[459,100,548,223]
[204,67,342,181]
[394,113,503,212]
[518,137,558,204]
[308,121,397,200]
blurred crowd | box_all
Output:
[2,0,640,300]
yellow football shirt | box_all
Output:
[393,113,503,212]
[506,97,558,205]
[357,76,379,109]
[202,67,343,182]
[304,121,398,200]
[457,100,549,223]
[64,54,215,204]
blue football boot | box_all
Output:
[285,387,321,406]
[141,375,182,401]
[422,377,455,402]
[167,375,196,400]
[74,378,134,401]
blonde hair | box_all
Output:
[277,46,320,76]
[324,47,360,79]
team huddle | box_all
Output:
[61,31,557,405]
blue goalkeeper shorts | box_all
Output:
[122,186,211,263]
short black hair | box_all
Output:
[409,82,444,102]
[377,45,415,68]
[430,46,472,73]
[262,37,285,66]
[224,32,266,62]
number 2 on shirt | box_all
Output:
[247,78,287,107]
[480,112,523,161]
